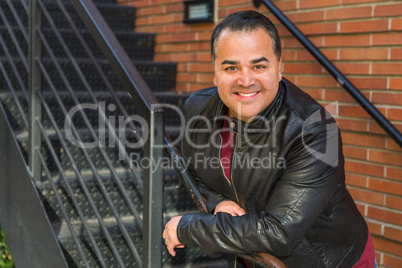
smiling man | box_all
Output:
[163,11,375,268]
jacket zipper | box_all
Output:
[218,134,231,185]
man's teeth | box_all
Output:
[237,92,258,97]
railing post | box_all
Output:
[142,110,164,268]
[28,0,42,180]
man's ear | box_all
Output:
[278,57,283,81]
[213,74,217,86]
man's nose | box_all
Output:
[237,69,255,87]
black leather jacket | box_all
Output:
[177,78,368,268]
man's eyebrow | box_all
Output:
[251,57,269,64]
[221,60,239,65]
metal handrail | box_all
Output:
[254,0,402,147]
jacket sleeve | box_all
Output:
[177,115,344,257]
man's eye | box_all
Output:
[254,65,266,69]
[225,66,237,71]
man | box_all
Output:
[163,11,375,267]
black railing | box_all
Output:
[254,0,402,147]
[1,0,164,267]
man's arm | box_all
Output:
[176,118,343,257]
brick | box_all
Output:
[140,6,164,16]
[342,0,383,3]
[372,92,402,105]
[348,187,384,205]
[388,108,402,121]
[302,88,324,100]
[340,20,388,34]
[170,53,197,62]
[324,90,356,103]
[386,167,402,182]
[336,118,368,132]
[164,24,188,33]
[156,32,195,43]
[188,63,213,72]
[392,18,402,30]
[325,35,370,47]
[339,105,386,119]
[345,160,384,177]
[299,0,340,9]
[334,63,370,75]
[372,64,402,75]
[349,78,387,90]
[188,42,210,52]
[197,52,212,62]
[374,3,402,17]
[295,49,337,61]
[164,43,188,52]
[384,226,402,243]
[366,221,382,236]
[196,32,212,41]
[326,6,372,20]
[287,11,324,23]
[135,16,149,26]
[219,0,248,7]
[189,23,216,32]
[340,48,388,61]
[387,139,402,151]
[369,150,402,166]
[276,25,292,37]
[342,133,386,149]
[176,73,194,83]
[369,178,402,196]
[354,202,366,216]
[372,235,402,256]
[368,121,388,135]
[283,63,322,74]
[391,48,402,60]
[299,22,338,35]
[275,0,297,11]
[389,78,402,90]
[297,76,339,88]
[343,145,367,160]
[177,63,188,72]
[373,33,402,46]
[383,254,402,268]
[150,14,175,24]
[385,195,402,210]
[281,51,296,61]
[166,3,184,13]
[345,173,367,188]
[368,207,402,226]
[197,73,214,83]
[282,36,324,49]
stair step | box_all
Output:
[0,56,177,93]
[0,26,155,61]
[0,0,135,32]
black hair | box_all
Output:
[211,10,281,63]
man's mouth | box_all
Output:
[236,92,258,97]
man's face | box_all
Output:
[213,28,282,122]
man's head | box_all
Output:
[211,10,281,64]
[211,11,283,122]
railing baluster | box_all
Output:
[143,110,164,268]
[28,0,42,181]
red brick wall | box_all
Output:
[119,0,402,267]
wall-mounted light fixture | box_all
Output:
[183,0,215,24]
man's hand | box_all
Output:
[163,216,185,256]
[214,200,246,216]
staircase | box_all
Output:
[0,0,227,267]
